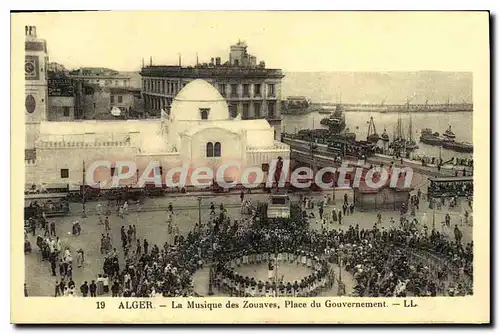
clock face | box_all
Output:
[25,62,35,74]
[25,95,36,114]
[25,56,39,80]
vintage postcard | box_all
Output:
[11,11,490,324]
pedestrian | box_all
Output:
[66,261,73,280]
[103,275,109,294]
[59,259,65,277]
[111,281,120,297]
[54,281,61,297]
[77,249,85,268]
[123,201,129,215]
[50,221,56,236]
[50,255,57,276]
[44,223,50,237]
[89,280,97,297]
[104,216,110,231]
[80,281,89,297]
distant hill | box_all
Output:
[281,71,473,105]
[122,70,472,105]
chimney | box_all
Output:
[25,26,29,36]
[215,57,221,66]
[210,58,214,66]
[150,56,152,66]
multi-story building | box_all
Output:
[70,67,131,88]
[140,41,285,138]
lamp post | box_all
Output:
[82,161,87,218]
[197,196,202,224]
[344,129,347,159]
[432,197,436,231]
[337,252,343,296]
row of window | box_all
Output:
[83,79,129,86]
[60,166,165,179]
[110,95,124,103]
[61,164,274,179]
[218,83,275,98]
[143,79,183,95]
[206,142,222,158]
[59,163,274,180]
[228,101,276,118]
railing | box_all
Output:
[141,66,284,79]
[37,140,132,148]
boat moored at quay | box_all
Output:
[419,127,473,153]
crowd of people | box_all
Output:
[410,155,473,168]
[26,184,473,298]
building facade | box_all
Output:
[140,41,285,139]
[25,25,49,151]
[47,75,76,121]
[26,79,289,189]
[70,67,131,88]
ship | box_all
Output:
[443,125,456,140]
[388,108,406,152]
[281,96,316,115]
[366,116,380,143]
[381,128,390,142]
[318,108,332,115]
[320,93,347,133]
[295,128,356,142]
[320,103,347,133]
[442,141,473,153]
[405,113,419,151]
[419,128,473,153]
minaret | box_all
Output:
[25,25,48,150]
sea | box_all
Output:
[282,111,473,162]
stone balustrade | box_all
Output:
[37,140,133,148]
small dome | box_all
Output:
[170,79,229,121]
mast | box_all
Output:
[408,113,413,142]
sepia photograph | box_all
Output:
[11,10,490,324]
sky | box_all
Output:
[13,11,484,103]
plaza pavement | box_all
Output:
[24,187,472,297]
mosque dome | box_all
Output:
[170,79,230,121]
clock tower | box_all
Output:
[25,25,48,150]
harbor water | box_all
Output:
[282,111,473,162]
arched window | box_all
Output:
[206,142,214,157]
[200,108,210,120]
[214,142,221,157]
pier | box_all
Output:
[282,137,470,178]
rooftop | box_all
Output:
[140,65,284,79]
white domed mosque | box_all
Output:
[26,79,290,188]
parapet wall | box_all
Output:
[36,140,133,148]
